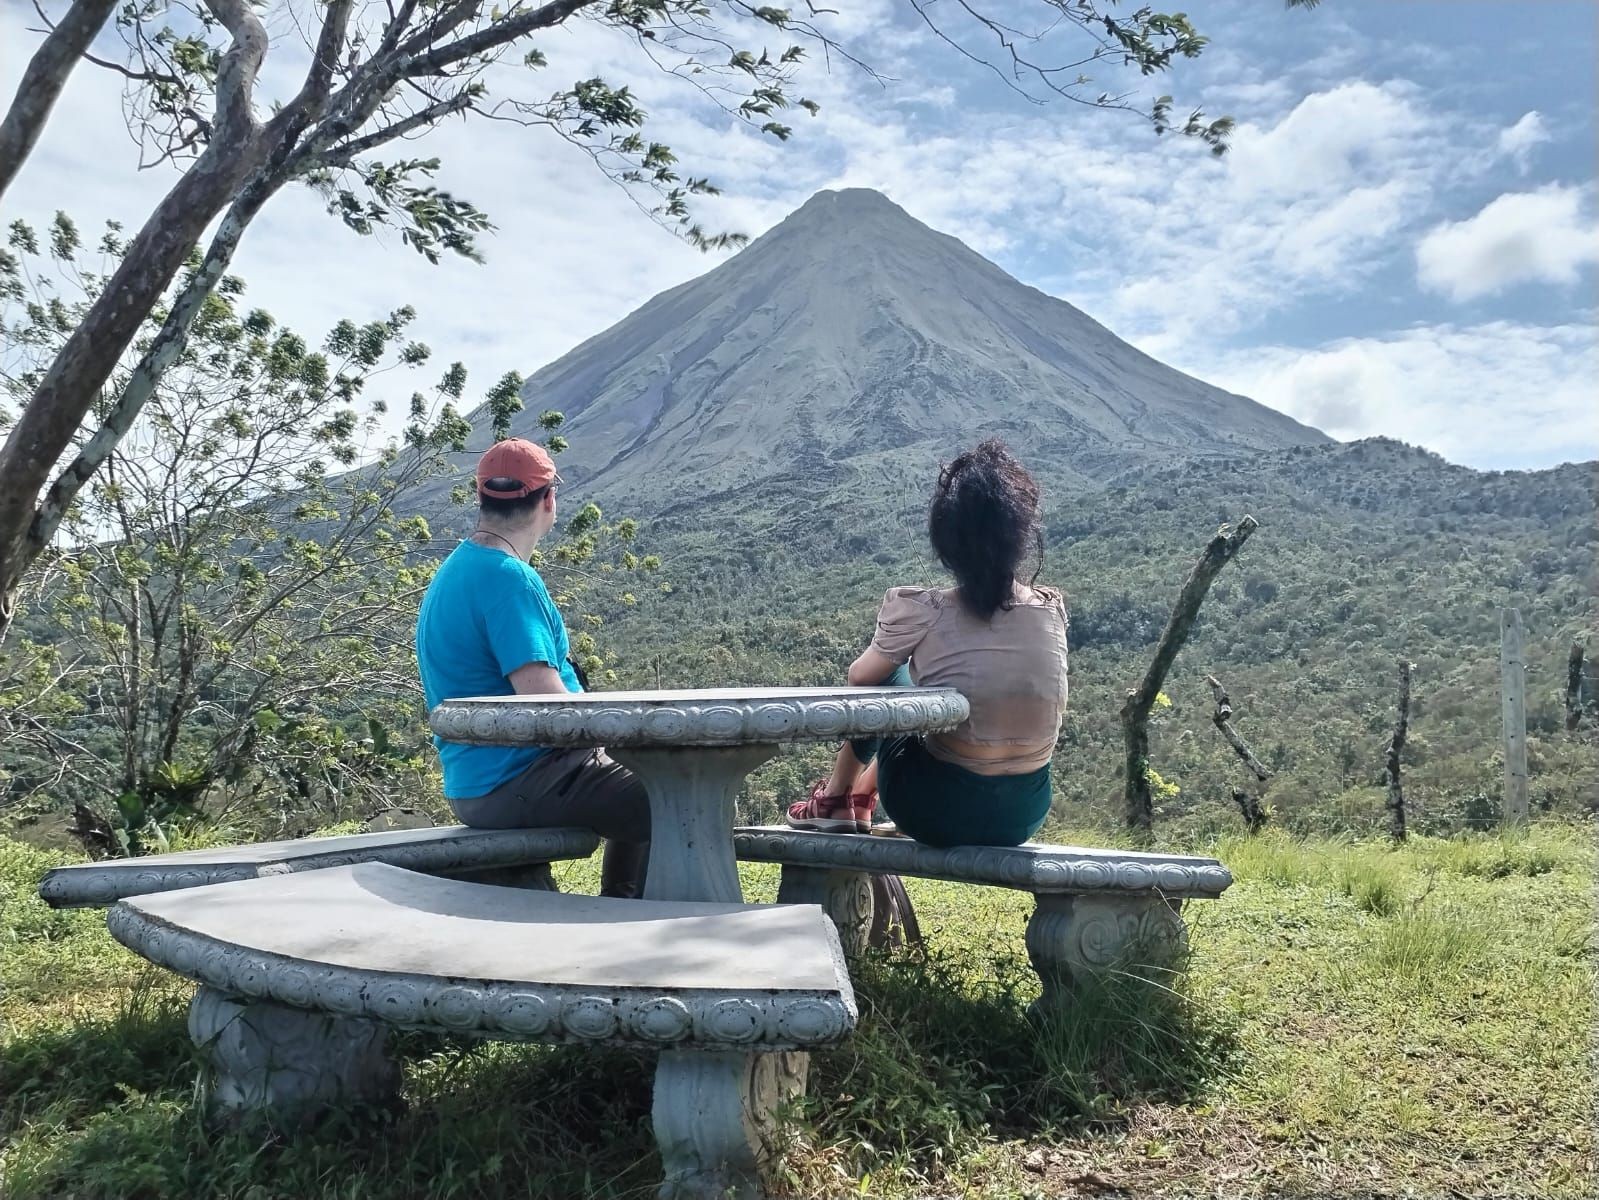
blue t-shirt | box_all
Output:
[416,540,582,799]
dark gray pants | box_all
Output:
[449,748,650,898]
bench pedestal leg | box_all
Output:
[609,744,778,904]
[652,1048,808,1200]
[188,986,401,1121]
[775,866,873,957]
[1025,894,1189,1016]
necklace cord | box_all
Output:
[473,530,521,557]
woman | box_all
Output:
[786,439,1068,848]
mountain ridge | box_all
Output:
[440,187,1330,514]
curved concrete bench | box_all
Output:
[109,863,855,1200]
[38,824,599,908]
[733,826,1233,1012]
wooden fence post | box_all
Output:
[1500,607,1529,825]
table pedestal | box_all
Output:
[608,744,778,904]
[652,1047,808,1199]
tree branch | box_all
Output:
[406,0,602,76]
[1121,515,1258,834]
[318,89,477,166]
[0,0,272,642]
[0,0,118,202]
[29,170,286,553]
[202,0,270,144]
[1206,674,1271,783]
[270,0,357,136]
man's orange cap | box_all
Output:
[476,438,558,499]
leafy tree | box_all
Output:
[0,214,647,851]
[0,0,1278,638]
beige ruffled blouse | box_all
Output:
[869,585,1069,773]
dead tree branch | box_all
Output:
[1384,659,1414,843]
[1121,515,1258,835]
[1207,674,1271,833]
[1230,788,1268,835]
[1206,674,1271,782]
[1566,639,1587,732]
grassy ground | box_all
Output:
[1,823,1593,1199]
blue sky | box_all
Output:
[2,0,1594,469]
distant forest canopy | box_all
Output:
[589,437,1597,839]
[3,428,1593,851]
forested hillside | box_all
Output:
[597,437,1597,838]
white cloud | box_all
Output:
[1081,80,1454,349]
[1187,320,1599,469]
[1497,111,1550,173]
[1,2,1592,473]
[1415,185,1599,302]
[1225,80,1431,200]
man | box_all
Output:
[416,438,649,897]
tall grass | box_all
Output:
[3,823,1592,1199]
[1335,856,1409,916]
[1361,906,1493,979]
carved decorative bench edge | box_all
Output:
[39,826,602,909]
[105,904,857,1051]
[737,826,1230,1016]
[731,827,1234,898]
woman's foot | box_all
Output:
[786,780,874,833]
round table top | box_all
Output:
[428,686,971,749]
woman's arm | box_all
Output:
[847,647,901,687]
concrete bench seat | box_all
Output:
[732,826,1233,1012]
[38,824,599,908]
[109,863,855,1200]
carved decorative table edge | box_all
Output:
[427,689,971,748]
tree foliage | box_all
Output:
[0,216,650,851]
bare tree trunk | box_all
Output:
[1121,516,1258,835]
[1384,659,1413,843]
[1230,787,1268,835]
[0,146,271,633]
[1207,674,1271,833]
[1566,640,1586,732]
[0,8,271,639]
[28,172,285,555]
[0,0,117,203]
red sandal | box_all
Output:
[786,780,875,833]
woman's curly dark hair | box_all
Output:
[928,439,1044,621]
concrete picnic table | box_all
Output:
[427,686,970,903]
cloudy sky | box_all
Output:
[2,0,1594,469]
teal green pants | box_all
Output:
[851,665,1052,848]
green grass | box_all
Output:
[2,823,1594,1199]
